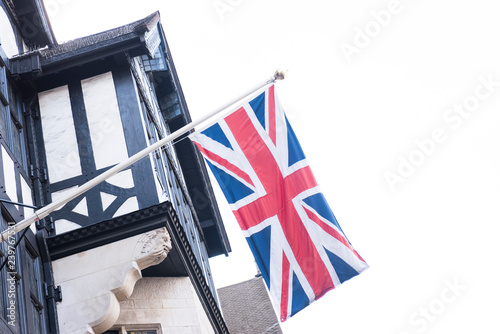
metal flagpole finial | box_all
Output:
[274,70,287,81]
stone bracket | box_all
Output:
[51,227,171,333]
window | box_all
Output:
[25,246,45,334]
[0,214,23,333]
[0,60,28,171]
[0,62,7,103]
[141,46,167,72]
[8,85,22,162]
[158,92,181,120]
[0,216,6,318]
[0,214,50,333]
[103,325,160,334]
[0,62,8,139]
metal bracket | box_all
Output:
[36,217,54,232]
[44,283,62,303]
[0,199,38,209]
[40,168,48,183]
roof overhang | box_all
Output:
[9,11,160,79]
[7,0,56,47]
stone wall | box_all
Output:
[115,277,214,334]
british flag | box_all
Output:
[190,85,368,321]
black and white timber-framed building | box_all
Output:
[0,1,231,333]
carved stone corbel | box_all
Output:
[134,227,172,270]
[51,227,172,334]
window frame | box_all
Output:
[0,59,8,106]
[0,212,27,334]
[104,324,162,334]
[0,59,28,172]
[23,240,47,334]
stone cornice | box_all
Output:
[47,201,172,260]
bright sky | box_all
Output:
[47,1,500,333]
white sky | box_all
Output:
[47,1,500,333]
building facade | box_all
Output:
[1,1,230,333]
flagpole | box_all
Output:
[0,71,286,243]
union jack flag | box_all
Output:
[190,85,368,321]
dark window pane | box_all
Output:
[141,46,167,72]
[7,85,26,168]
[8,85,19,119]
[0,101,6,142]
[0,65,7,139]
[0,65,7,103]
[159,92,181,120]
[25,253,39,299]
[10,117,22,161]
[0,217,5,318]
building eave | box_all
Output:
[9,0,56,47]
[10,11,161,78]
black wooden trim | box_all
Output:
[46,201,173,260]
[68,82,94,174]
[68,81,103,219]
[40,34,145,71]
[35,57,118,93]
[23,91,58,334]
[48,165,113,192]
[36,229,60,334]
[112,66,158,209]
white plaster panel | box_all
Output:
[51,186,83,234]
[106,169,134,189]
[0,8,19,57]
[81,72,128,170]
[113,197,139,218]
[39,86,82,183]
[51,186,78,202]
[72,197,88,216]
[101,192,117,211]
[2,146,17,206]
[20,176,34,216]
[55,219,81,234]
